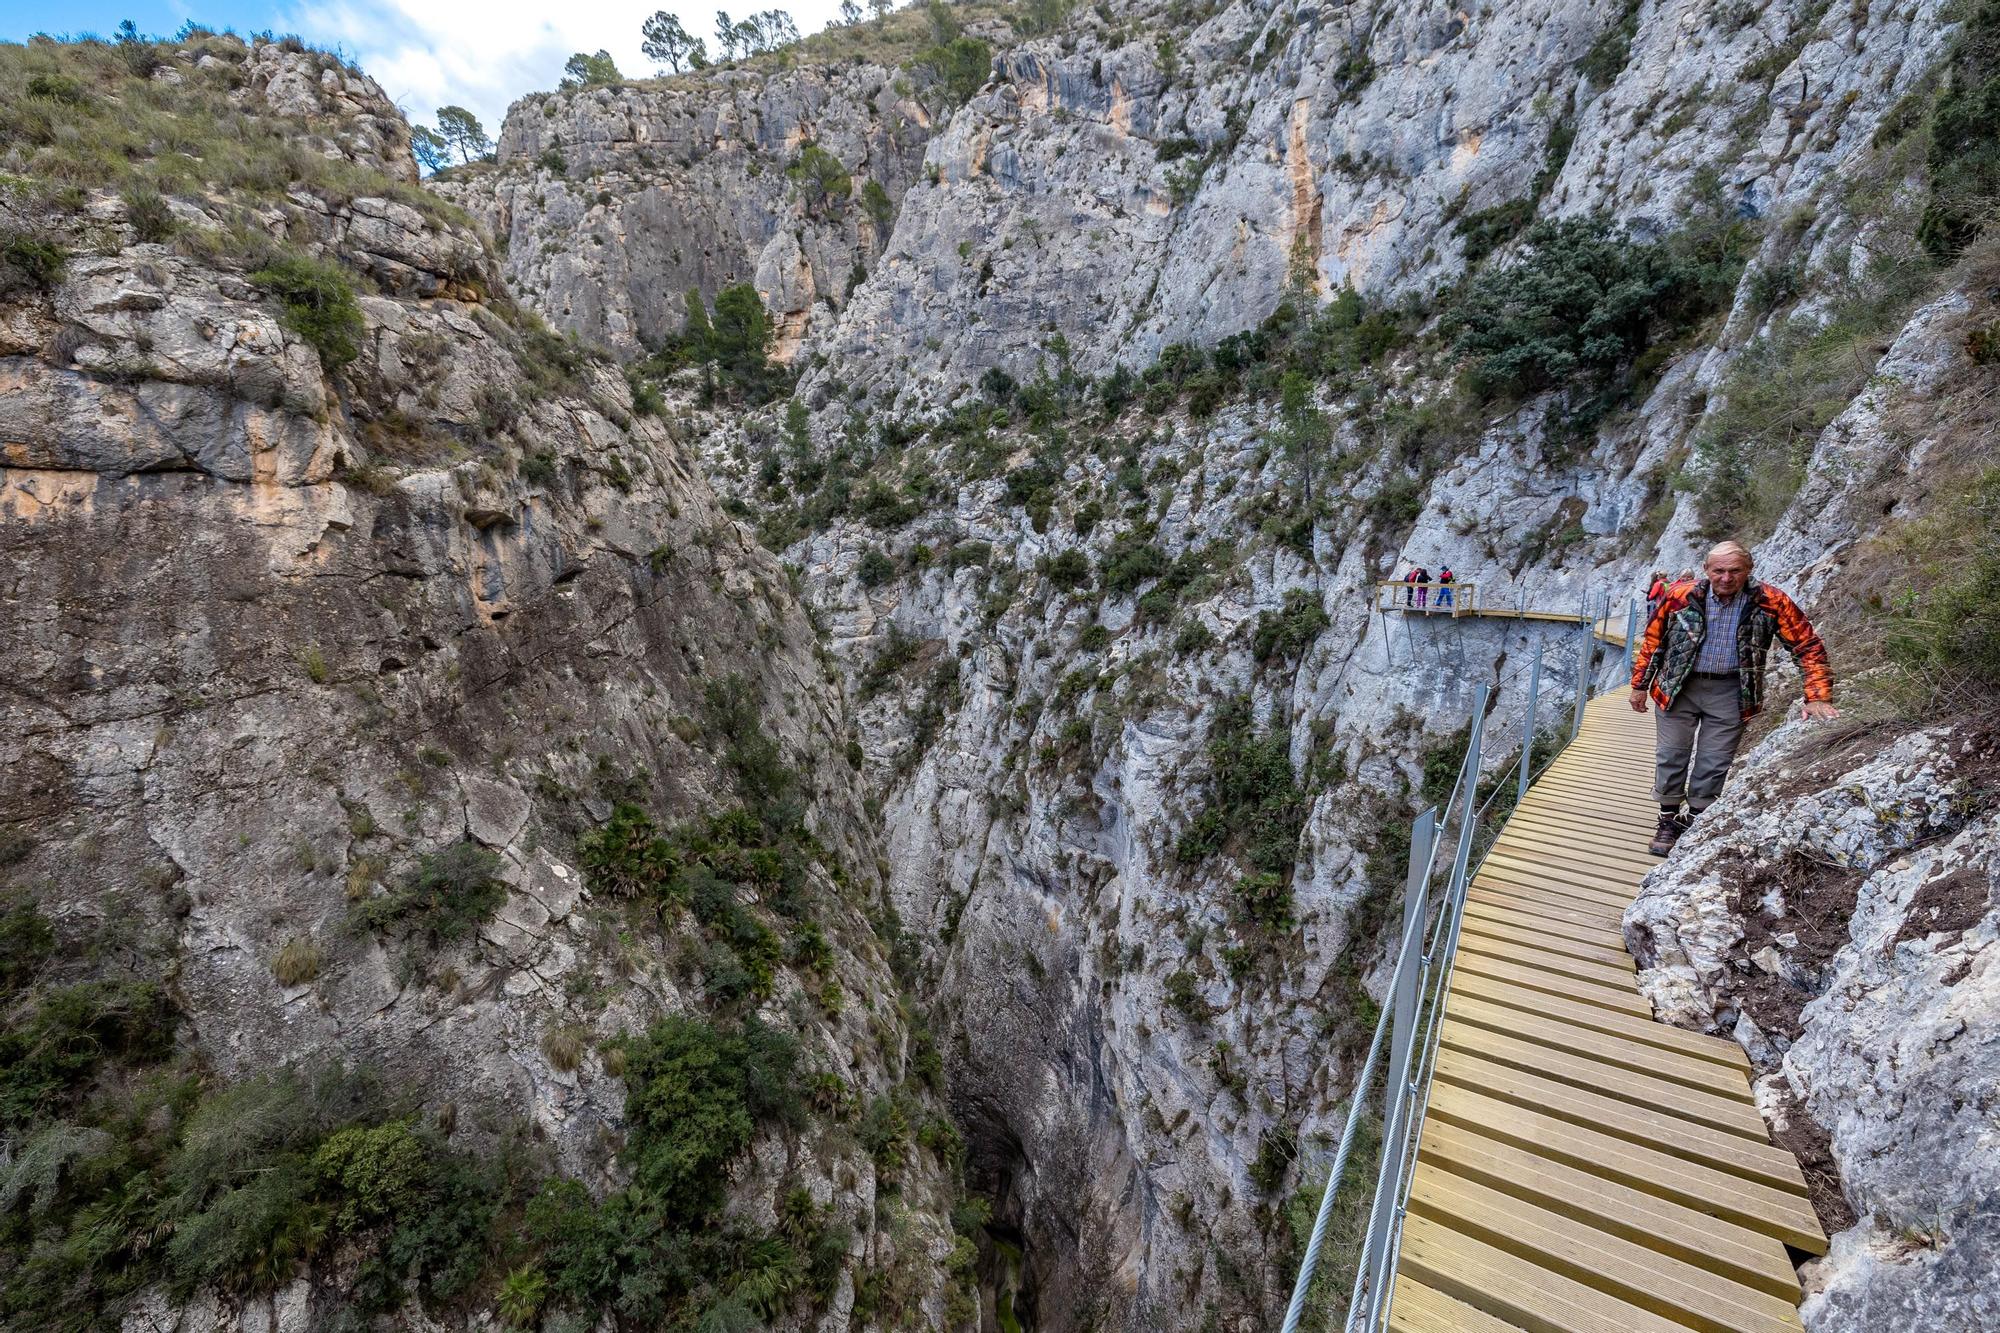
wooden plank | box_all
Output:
[1488,836,1656,876]
[1418,1119,1799,1302]
[1512,788,1658,819]
[1473,865,1635,912]
[1521,770,1659,800]
[1452,970,1749,1071]
[1457,916,1637,971]
[1497,816,1663,858]
[1468,880,1627,921]
[1408,1167,1805,1332]
[1503,795,1653,826]
[1443,996,1758,1107]
[1502,810,1659,844]
[1425,1082,1827,1253]
[1388,1276,1524,1333]
[1456,936,1642,993]
[1453,951,1652,1016]
[1464,899,1633,952]
[1491,809,1654,846]
[1399,1213,1691,1333]
[1480,852,1643,902]
[1491,829,1660,876]
[1432,1044,1799,1188]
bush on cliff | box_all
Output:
[1884,466,2000,712]
[1919,0,2000,261]
[250,253,365,370]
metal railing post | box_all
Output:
[1570,615,1593,740]
[1353,806,1436,1327]
[1516,642,1543,810]
[1621,599,1641,680]
[1449,689,1488,904]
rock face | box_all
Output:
[1626,722,1999,1331]
[12,2,2000,1329]
[437,64,935,360]
[239,39,422,184]
[1,33,956,1333]
[456,0,2000,1326]
[804,0,1952,405]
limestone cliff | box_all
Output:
[457,0,2000,1323]
[9,0,2000,1330]
[0,31,962,1333]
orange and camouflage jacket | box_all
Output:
[1631,578,1833,719]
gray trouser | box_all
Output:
[1654,674,1745,811]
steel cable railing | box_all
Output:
[1281,597,1635,1331]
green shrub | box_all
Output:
[917,35,992,106]
[621,1016,802,1223]
[705,674,802,829]
[250,253,364,369]
[496,1265,549,1327]
[347,841,505,945]
[1173,620,1217,654]
[1043,549,1090,590]
[0,980,176,1128]
[1919,0,2000,260]
[1235,871,1293,932]
[122,182,178,241]
[1454,196,1534,264]
[945,540,991,572]
[788,143,852,215]
[859,1093,912,1177]
[1882,467,2000,712]
[24,71,86,104]
[1175,696,1307,877]
[1099,532,1170,596]
[857,547,897,586]
[1446,204,1750,436]
[311,1121,430,1231]
[1578,0,1642,86]
[0,888,54,996]
[1164,969,1205,1021]
[1251,590,1330,664]
[0,231,67,296]
[1691,263,1929,541]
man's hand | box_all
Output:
[1801,700,1841,721]
[1628,688,1649,713]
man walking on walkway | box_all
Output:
[1629,541,1839,855]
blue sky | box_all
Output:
[1,0,846,145]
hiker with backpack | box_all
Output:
[1629,541,1838,856]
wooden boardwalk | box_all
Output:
[1389,693,1827,1333]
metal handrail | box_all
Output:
[1282,601,1630,1331]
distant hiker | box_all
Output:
[1645,570,1668,620]
[1436,566,1456,609]
[1414,566,1432,608]
[1629,541,1838,856]
[1402,567,1421,607]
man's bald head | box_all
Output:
[1705,541,1754,571]
[1704,541,1753,596]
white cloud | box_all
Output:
[288,0,847,144]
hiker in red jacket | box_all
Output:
[1629,541,1838,855]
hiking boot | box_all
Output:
[1648,810,1691,858]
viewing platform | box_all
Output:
[1372,581,1633,647]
